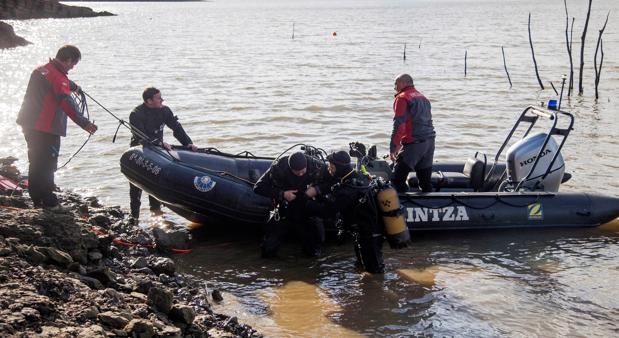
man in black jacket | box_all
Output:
[128,87,199,221]
[253,151,332,258]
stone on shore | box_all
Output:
[149,256,176,276]
[98,311,130,329]
[0,21,29,49]
[152,227,191,251]
[124,319,156,338]
[170,304,196,325]
[147,286,174,314]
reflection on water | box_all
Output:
[262,281,363,338]
[175,223,619,337]
[397,266,440,287]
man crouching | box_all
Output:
[253,151,331,258]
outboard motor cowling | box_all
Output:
[505,132,565,192]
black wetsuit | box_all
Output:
[128,104,193,218]
[253,155,332,258]
[325,170,385,273]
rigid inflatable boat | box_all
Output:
[120,106,619,230]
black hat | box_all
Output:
[327,151,351,166]
[288,152,307,171]
[328,151,353,179]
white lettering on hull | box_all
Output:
[406,206,470,222]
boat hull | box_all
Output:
[120,146,619,230]
[398,191,619,231]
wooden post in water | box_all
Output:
[578,0,593,95]
[419,38,422,49]
[564,0,575,96]
[501,46,512,88]
[550,81,559,96]
[594,11,610,100]
[528,13,544,90]
[464,50,467,77]
[291,23,295,39]
[403,43,406,61]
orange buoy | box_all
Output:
[332,31,337,36]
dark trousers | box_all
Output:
[129,183,161,218]
[391,139,435,193]
[261,200,325,258]
[392,163,433,193]
[23,129,60,207]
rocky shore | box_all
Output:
[0,0,114,49]
[0,191,262,337]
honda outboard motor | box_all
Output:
[505,132,565,192]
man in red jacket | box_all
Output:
[16,45,98,208]
[389,73,435,193]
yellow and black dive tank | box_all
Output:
[376,186,410,249]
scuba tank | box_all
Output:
[375,181,410,249]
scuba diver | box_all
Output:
[322,148,411,273]
[323,150,386,273]
[253,151,333,258]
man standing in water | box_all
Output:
[17,45,98,208]
[389,73,436,193]
[128,87,199,222]
[324,150,385,273]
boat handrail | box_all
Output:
[484,105,574,192]
[528,107,555,119]
[514,107,574,191]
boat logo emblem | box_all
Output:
[527,203,543,220]
[194,175,216,192]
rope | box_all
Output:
[401,192,543,210]
[81,92,327,189]
[57,91,92,170]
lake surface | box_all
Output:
[1,0,618,336]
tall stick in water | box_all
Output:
[594,11,610,100]
[291,22,295,39]
[528,13,544,90]
[550,81,559,96]
[578,0,593,95]
[501,46,512,88]
[564,0,575,96]
[464,50,467,77]
[403,43,407,61]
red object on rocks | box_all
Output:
[0,174,22,194]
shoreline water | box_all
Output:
[0,188,261,337]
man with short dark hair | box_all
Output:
[390,73,436,192]
[128,87,198,221]
[17,44,98,208]
[253,151,331,258]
